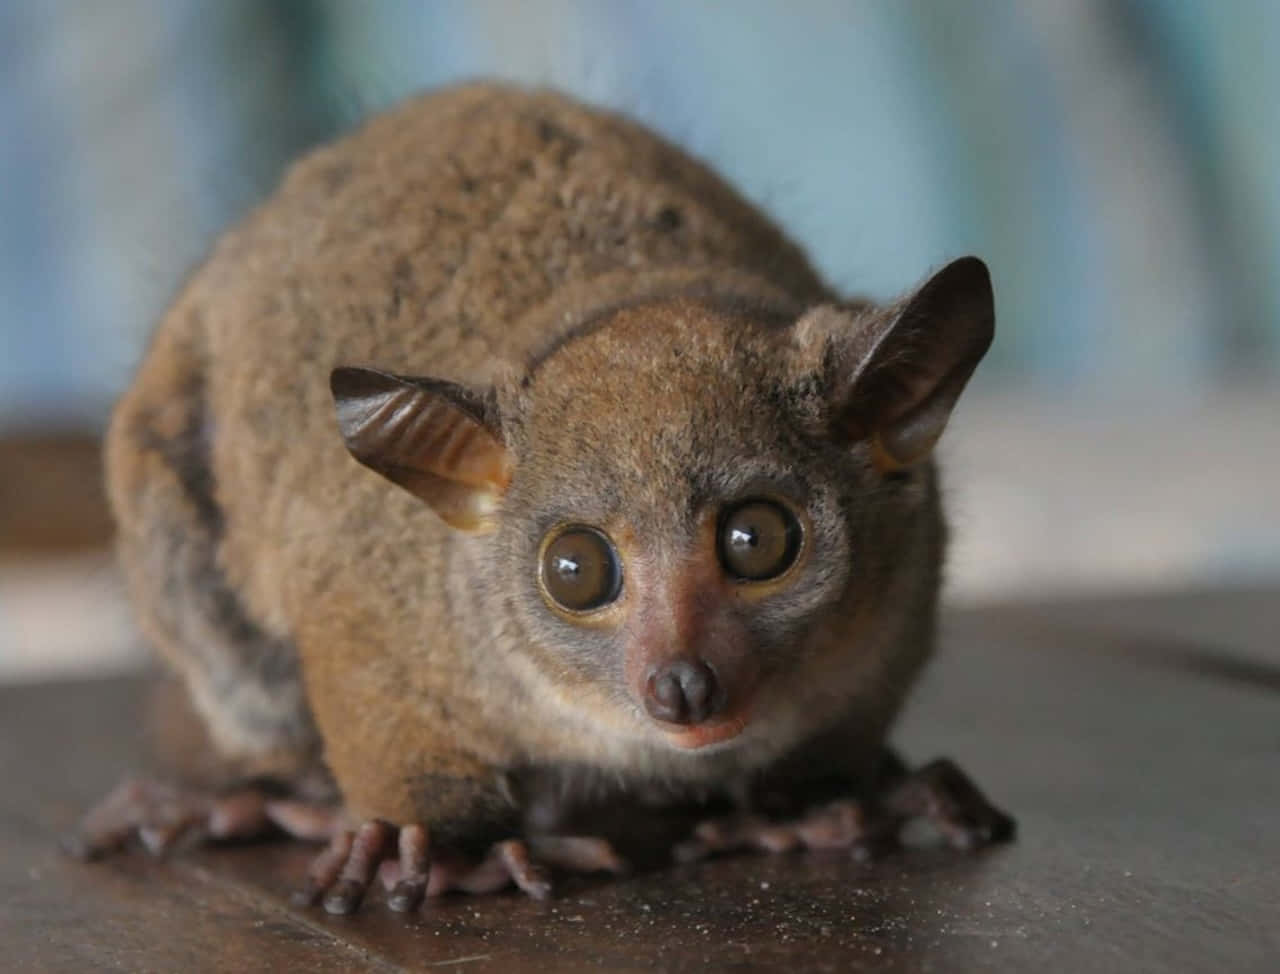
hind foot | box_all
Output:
[63,776,341,860]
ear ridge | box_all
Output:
[331,367,511,531]
[368,387,510,490]
[802,257,994,470]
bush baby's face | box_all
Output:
[496,300,861,751]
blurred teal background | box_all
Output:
[1,1,1277,681]
[2,0,1277,429]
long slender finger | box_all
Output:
[431,841,551,898]
[526,835,629,875]
[291,829,354,907]
[208,791,269,839]
[264,799,343,841]
[437,848,514,896]
[793,800,871,850]
[324,820,394,915]
[496,839,552,899]
[137,813,207,856]
[672,816,758,862]
[387,824,430,912]
[124,784,210,857]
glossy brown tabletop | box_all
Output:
[3,587,1277,972]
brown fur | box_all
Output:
[106,83,992,839]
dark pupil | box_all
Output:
[542,528,619,611]
[720,501,799,581]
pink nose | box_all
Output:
[644,660,723,725]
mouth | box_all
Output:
[656,709,751,750]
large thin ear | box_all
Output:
[799,257,994,472]
[330,367,512,531]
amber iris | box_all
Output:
[540,526,622,611]
[719,500,802,581]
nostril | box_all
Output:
[677,661,714,723]
[644,660,722,726]
[651,670,686,722]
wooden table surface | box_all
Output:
[3,586,1277,972]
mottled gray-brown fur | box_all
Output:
[106,83,992,840]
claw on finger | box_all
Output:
[387,876,427,913]
[323,820,394,915]
[292,829,354,907]
[387,824,429,912]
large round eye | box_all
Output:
[718,500,802,581]
[540,526,622,612]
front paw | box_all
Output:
[673,757,1014,863]
[292,822,629,915]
